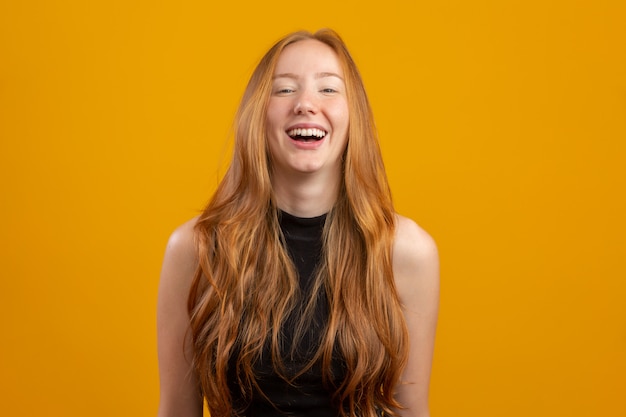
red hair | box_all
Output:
[188,29,408,417]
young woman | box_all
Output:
[157,29,439,417]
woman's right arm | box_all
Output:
[157,218,203,417]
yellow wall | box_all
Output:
[1,1,624,416]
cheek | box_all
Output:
[266,135,280,165]
[331,101,350,129]
[265,110,277,132]
[265,101,283,130]
[334,105,350,149]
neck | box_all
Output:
[272,169,341,218]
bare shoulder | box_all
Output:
[392,214,439,306]
[160,216,200,292]
[392,215,439,415]
[393,214,439,277]
[165,217,199,259]
[164,217,199,264]
[157,216,204,416]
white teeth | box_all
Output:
[287,128,327,138]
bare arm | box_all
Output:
[157,218,203,417]
[392,215,440,417]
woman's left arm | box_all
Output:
[392,215,440,417]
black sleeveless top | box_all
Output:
[227,210,343,416]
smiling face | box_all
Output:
[266,39,349,181]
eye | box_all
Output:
[274,87,295,95]
[321,88,337,94]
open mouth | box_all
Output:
[287,128,327,142]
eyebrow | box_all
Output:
[273,72,344,81]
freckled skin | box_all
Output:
[266,39,349,179]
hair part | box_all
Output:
[189,28,408,417]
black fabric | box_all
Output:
[227,210,343,417]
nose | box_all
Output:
[294,90,317,115]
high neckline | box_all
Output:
[278,209,327,242]
[279,209,327,225]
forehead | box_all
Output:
[274,39,344,77]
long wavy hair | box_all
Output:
[188,29,408,417]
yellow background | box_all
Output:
[1,1,624,416]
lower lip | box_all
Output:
[289,135,326,150]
